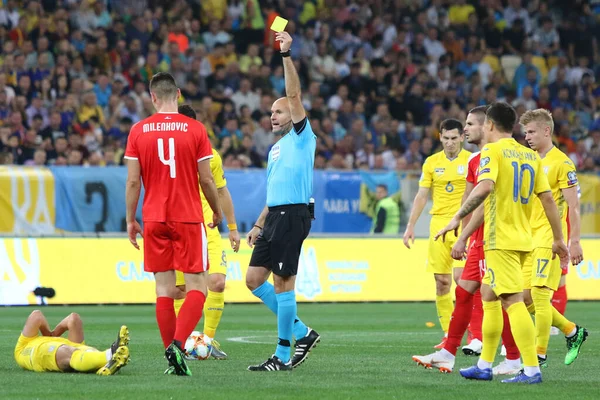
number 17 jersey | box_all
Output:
[124,112,213,223]
[477,138,550,252]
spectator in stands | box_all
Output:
[0,0,597,172]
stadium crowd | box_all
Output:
[0,0,599,172]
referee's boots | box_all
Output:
[248,355,292,371]
[292,328,321,368]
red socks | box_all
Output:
[501,308,521,360]
[552,285,567,315]
[156,297,176,348]
[444,285,474,356]
[174,290,207,345]
[470,289,483,341]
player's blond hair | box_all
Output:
[519,109,554,134]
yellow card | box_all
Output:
[270,16,288,32]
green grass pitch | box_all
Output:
[0,303,597,400]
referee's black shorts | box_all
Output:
[249,204,311,277]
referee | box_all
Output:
[245,31,320,372]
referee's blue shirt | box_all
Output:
[266,118,316,207]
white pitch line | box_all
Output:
[227,331,442,348]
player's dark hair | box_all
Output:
[439,118,463,134]
[149,72,178,101]
[486,102,517,133]
[468,105,488,123]
[178,104,197,120]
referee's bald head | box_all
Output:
[270,97,293,135]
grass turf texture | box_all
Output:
[0,303,597,400]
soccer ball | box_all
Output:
[184,331,211,360]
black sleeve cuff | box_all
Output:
[293,117,307,135]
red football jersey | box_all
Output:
[124,112,212,223]
[466,151,484,247]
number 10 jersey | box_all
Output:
[477,137,551,252]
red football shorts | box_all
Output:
[143,221,208,274]
[461,243,485,282]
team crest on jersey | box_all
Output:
[271,144,280,161]
[480,157,490,167]
[434,168,445,175]
[457,165,465,175]
[567,171,578,185]
[543,166,549,175]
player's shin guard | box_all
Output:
[480,300,503,363]
[70,349,108,372]
[435,292,453,333]
[552,285,567,315]
[531,287,552,356]
[156,297,176,348]
[174,298,184,317]
[173,290,206,346]
[506,303,538,369]
[445,286,474,355]
[252,281,309,340]
[552,305,576,336]
[203,289,224,339]
[275,291,296,363]
[471,289,483,341]
[501,309,521,360]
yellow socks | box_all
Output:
[506,302,538,367]
[531,287,552,356]
[435,293,453,333]
[526,302,536,314]
[552,305,576,336]
[203,290,225,339]
[175,290,226,338]
[174,298,184,317]
[69,349,108,372]
[480,300,503,363]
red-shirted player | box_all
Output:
[551,215,570,322]
[413,106,494,373]
[124,72,222,376]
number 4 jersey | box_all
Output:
[477,138,551,252]
[124,112,213,223]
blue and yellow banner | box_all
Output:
[0,167,55,235]
[578,174,600,235]
[1,237,599,305]
[0,167,599,234]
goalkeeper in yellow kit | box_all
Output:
[14,310,129,375]
[174,105,241,359]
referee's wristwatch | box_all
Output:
[280,50,291,58]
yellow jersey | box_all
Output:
[14,334,87,372]
[478,138,551,252]
[419,149,471,217]
[531,146,577,248]
[201,149,227,238]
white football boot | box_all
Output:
[462,338,483,356]
[412,351,454,373]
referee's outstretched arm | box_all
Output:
[276,31,306,126]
